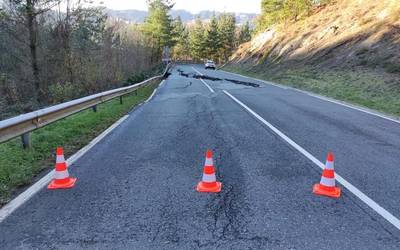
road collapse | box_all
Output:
[177,69,260,88]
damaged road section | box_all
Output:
[224,79,260,88]
[177,68,260,88]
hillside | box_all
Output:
[226,0,400,116]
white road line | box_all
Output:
[199,79,215,93]
[191,66,203,76]
[146,88,158,103]
[159,79,166,87]
[221,70,400,124]
[223,90,400,231]
[145,79,165,103]
[191,66,215,93]
[0,115,130,223]
[303,92,400,124]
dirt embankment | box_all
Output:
[225,0,400,116]
[230,0,400,75]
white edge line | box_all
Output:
[191,66,204,76]
[145,79,165,103]
[146,88,157,103]
[199,79,215,93]
[223,89,400,231]
[191,66,215,93]
[221,70,400,125]
[0,115,130,223]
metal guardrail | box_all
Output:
[0,64,171,147]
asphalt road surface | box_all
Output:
[1,64,400,249]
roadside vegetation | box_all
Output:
[0,0,253,120]
[0,0,161,119]
[0,83,158,206]
[172,13,252,63]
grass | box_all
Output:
[0,83,158,206]
[223,65,400,117]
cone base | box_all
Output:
[196,182,222,193]
[313,184,341,198]
[47,178,77,190]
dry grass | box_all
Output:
[230,0,400,70]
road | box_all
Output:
[1,64,400,249]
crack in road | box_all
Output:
[176,68,260,87]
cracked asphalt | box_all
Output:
[1,64,400,249]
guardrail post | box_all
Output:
[21,132,31,149]
[134,90,138,96]
[119,96,123,104]
[92,105,97,112]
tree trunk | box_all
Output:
[64,0,74,84]
[26,0,42,103]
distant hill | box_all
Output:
[106,9,257,25]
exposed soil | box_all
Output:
[229,0,400,76]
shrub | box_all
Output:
[48,82,79,103]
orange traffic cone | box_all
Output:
[48,147,77,190]
[313,152,341,198]
[197,150,222,193]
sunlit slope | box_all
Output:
[230,0,400,72]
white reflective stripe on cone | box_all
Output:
[54,170,69,180]
[56,155,65,163]
[202,173,216,183]
[325,161,334,170]
[204,158,213,166]
[320,176,335,187]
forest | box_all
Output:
[0,0,252,119]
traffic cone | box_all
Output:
[197,150,222,193]
[313,152,341,198]
[47,147,77,190]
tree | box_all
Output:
[217,13,236,62]
[189,17,205,61]
[283,0,312,22]
[238,21,252,45]
[171,16,189,60]
[4,0,61,103]
[257,0,312,31]
[204,14,220,61]
[0,0,157,117]
[258,0,285,30]
[142,0,174,63]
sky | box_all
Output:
[96,0,261,14]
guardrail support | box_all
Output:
[21,132,31,149]
[92,105,97,112]
[119,96,123,104]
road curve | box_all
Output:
[0,64,399,249]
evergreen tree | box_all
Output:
[189,17,205,61]
[257,0,313,31]
[142,0,174,62]
[217,13,236,62]
[238,21,252,44]
[204,14,220,61]
[283,0,312,22]
[171,16,189,60]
